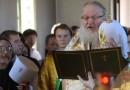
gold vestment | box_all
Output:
[38,55,57,90]
[62,33,100,90]
[112,66,130,90]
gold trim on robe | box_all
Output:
[112,81,130,90]
[65,32,85,50]
[112,66,130,90]
[63,33,100,90]
[38,55,57,90]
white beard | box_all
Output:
[79,24,99,45]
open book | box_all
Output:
[52,47,124,80]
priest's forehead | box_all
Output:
[82,1,106,16]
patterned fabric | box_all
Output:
[99,20,129,59]
[112,81,130,90]
[111,66,130,90]
[62,79,89,90]
[112,66,130,90]
[63,33,100,90]
[65,33,85,50]
[65,32,100,51]
[120,81,130,90]
[38,55,57,90]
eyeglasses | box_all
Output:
[0,46,12,53]
[81,15,104,21]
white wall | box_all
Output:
[120,0,130,27]
[56,0,110,27]
[36,0,56,58]
[0,0,17,33]
[0,0,56,58]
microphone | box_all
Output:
[88,41,92,50]
[90,41,92,50]
[87,35,93,50]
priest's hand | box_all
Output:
[77,72,95,90]
[17,81,29,90]
[106,38,117,48]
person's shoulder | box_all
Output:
[30,49,41,60]
[40,55,54,69]
[31,49,40,54]
[45,55,53,61]
[65,33,80,50]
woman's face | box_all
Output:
[55,28,72,50]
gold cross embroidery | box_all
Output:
[101,55,108,61]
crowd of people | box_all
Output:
[0,1,130,90]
